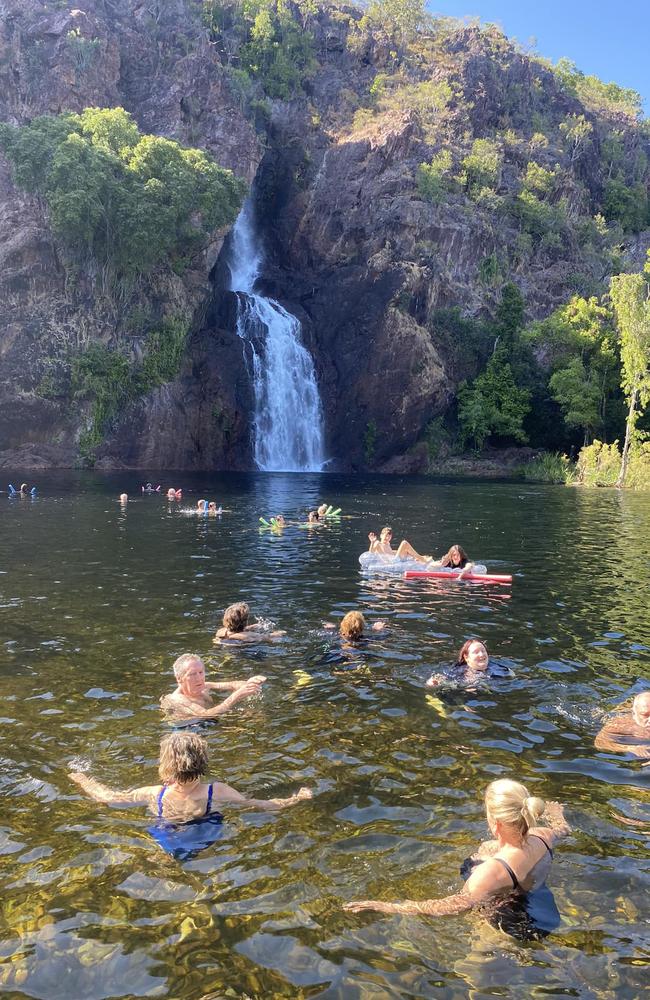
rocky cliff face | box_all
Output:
[0,1,648,470]
[0,0,260,469]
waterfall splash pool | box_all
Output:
[0,471,648,998]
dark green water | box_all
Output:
[1,472,649,999]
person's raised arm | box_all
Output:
[537,800,571,844]
[207,675,267,692]
[594,717,649,757]
[69,772,157,807]
[213,781,312,811]
[199,678,265,717]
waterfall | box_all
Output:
[228,202,326,472]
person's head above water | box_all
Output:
[159,731,209,786]
[632,691,650,728]
[172,653,207,698]
[340,610,365,641]
[119,493,128,503]
[456,638,489,671]
[197,499,207,511]
[317,504,328,517]
[308,510,319,522]
[223,601,250,633]
[440,544,469,568]
[484,778,545,843]
[380,526,393,542]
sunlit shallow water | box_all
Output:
[1,472,649,999]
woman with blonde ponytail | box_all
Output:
[344,778,570,939]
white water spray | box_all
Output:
[228,202,326,472]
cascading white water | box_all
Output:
[228,202,326,472]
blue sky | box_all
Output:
[429,1,650,113]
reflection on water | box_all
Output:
[1,472,649,998]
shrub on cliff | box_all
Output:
[68,317,190,464]
[203,0,316,98]
[0,107,246,284]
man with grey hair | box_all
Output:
[160,653,266,720]
[595,691,650,761]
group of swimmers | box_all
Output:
[369,526,477,575]
[6,483,37,497]
[62,491,650,942]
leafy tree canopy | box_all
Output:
[0,107,246,282]
[458,346,530,450]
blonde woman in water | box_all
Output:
[344,779,570,938]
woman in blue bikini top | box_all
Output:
[344,778,570,930]
[69,731,312,823]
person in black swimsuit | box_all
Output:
[343,778,570,939]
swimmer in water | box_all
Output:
[208,502,222,515]
[426,638,512,688]
[307,510,320,523]
[197,499,208,512]
[167,487,182,500]
[69,731,312,820]
[368,526,431,563]
[428,544,475,577]
[317,503,328,518]
[344,779,570,938]
[119,493,128,504]
[213,602,286,644]
[324,610,387,641]
[160,653,267,720]
[595,691,650,761]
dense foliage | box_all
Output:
[69,318,190,463]
[203,0,317,98]
[0,107,246,283]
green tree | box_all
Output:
[603,177,649,233]
[417,149,453,203]
[609,258,650,486]
[362,0,427,45]
[549,358,603,442]
[0,108,246,283]
[458,347,530,450]
[525,295,620,444]
[494,282,524,348]
[460,138,502,195]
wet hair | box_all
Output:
[223,601,250,633]
[172,653,204,682]
[440,544,469,568]
[308,510,319,521]
[484,779,545,839]
[456,638,487,666]
[340,610,365,641]
[317,504,328,516]
[380,525,393,539]
[159,732,208,785]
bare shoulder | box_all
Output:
[464,856,511,898]
[160,688,183,707]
